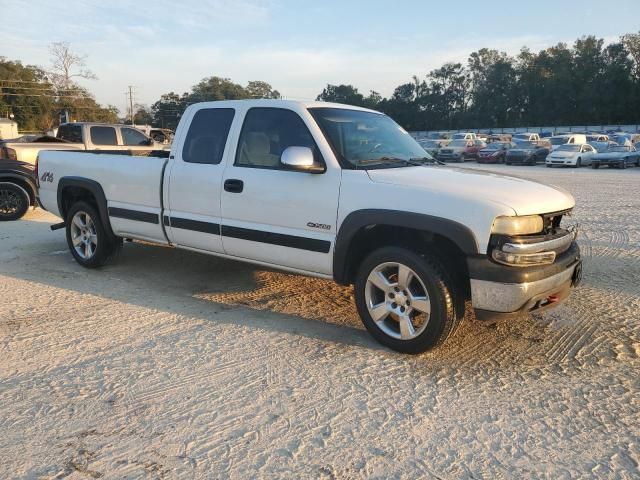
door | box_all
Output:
[220,107,340,275]
[581,145,595,165]
[164,107,236,252]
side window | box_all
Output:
[182,108,235,164]
[121,127,150,146]
[90,126,117,146]
[235,108,321,169]
[568,137,575,144]
[57,124,82,143]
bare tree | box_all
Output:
[48,42,97,90]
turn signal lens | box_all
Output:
[492,250,556,266]
[492,215,544,235]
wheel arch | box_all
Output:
[0,172,37,205]
[57,177,114,237]
[333,209,479,287]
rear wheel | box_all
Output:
[354,247,462,354]
[0,182,30,221]
[592,163,599,169]
[65,201,122,268]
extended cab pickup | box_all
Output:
[37,100,582,353]
[0,122,164,166]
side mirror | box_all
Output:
[280,146,324,173]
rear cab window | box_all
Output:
[181,108,235,164]
[56,124,82,143]
[90,126,118,146]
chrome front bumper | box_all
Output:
[470,260,579,314]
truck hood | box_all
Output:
[366,166,574,216]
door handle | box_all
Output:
[224,179,244,193]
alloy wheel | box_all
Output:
[70,211,98,259]
[364,262,432,340]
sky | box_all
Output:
[2,0,639,114]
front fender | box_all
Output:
[333,209,479,284]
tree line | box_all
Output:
[2,32,639,134]
[316,33,640,131]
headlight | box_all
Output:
[492,215,544,235]
[492,249,556,266]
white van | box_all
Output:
[548,134,588,151]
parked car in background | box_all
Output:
[587,134,613,153]
[0,122,165,166]
[486,134,512,143]
[548,134,588,151]
[438,139,485,162]
[512,132,540,143]
[545,144,597,168]
[477,142,514,164]
[505,140,550,165]
[0,158,37,220]
[451,132,477,141]
[591,145,640,169]
[417,139,440,157]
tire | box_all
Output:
[354,247,462,354]
[506,162,511,165]
[575,158,581,168]
[65,201,122,268]
[592,163,599,169]
[0,182,30,221]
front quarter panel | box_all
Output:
[337,170,514,255]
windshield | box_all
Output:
[513,134,531,140]
[557,145,580,152]
[419,140,439,148]
[550,137,569,145]
[447,140,469,147]
[309,108,430,168]
[452,133,470,139]
[515,141,536,148]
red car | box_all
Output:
[477,142,515,164]
[437,139,486,162]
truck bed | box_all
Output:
[38,150,169,243]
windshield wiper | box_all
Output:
[353,156,444,168]
[410,156,446,166]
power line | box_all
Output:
[1,93,95,99]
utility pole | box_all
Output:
[127,85,134,125]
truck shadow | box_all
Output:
[4,227,622,367]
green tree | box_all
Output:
[316,84,365,106]
[246,80,280,99]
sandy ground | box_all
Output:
[1,164,639,479]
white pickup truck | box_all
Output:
[37,100,582,353]
[1,122,164,166]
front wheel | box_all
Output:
[592,163,599,169]
[575,158,582,168]
[66,201,122,268]
[354,247,462,354]
[0,182,30,221]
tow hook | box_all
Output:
[50,222,65,231]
